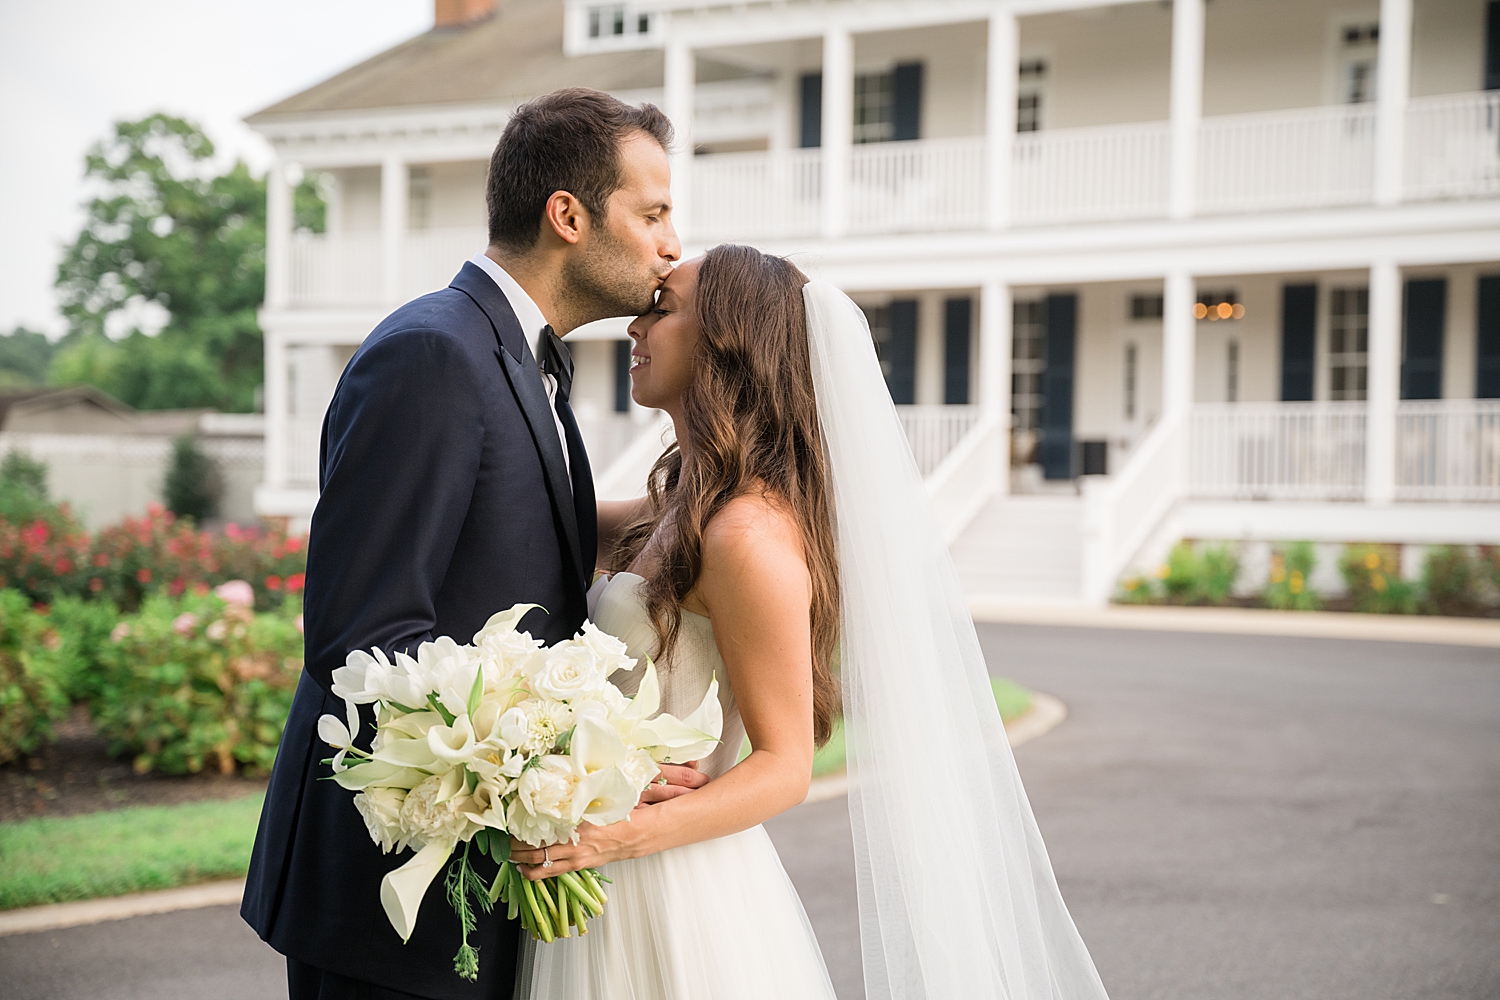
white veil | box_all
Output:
[803,281,1110,1000]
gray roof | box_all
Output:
[248,0,751,122]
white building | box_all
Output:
[249,0,1500,605]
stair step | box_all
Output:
[950,496,1085,602]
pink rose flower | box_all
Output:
[215,580,256,608]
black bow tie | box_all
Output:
[538,325,573,402]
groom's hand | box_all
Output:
[638,761,708,804]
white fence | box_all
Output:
[1198,103,1377,214]
[692,148,822,241]
[1396,400,1500,501]
[1405,91,1500,202]
[289,232,381,307]
[895,405,982,477]
[848,138,985,234]
[0,432,264,528]
[1012,121,1171,226]
[1190,402,1367,501]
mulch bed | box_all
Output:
[0,706,267,824]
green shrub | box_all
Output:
[1116,573,1157,604]
[163,434,223,522]
[0,590,69,764]
[1422,546,1485,616]
[34,595,121,703]
[1339,543,1417,614]
[0,450,56,524]
[93,593,304,776]
[1125,541,1240,606]
[1264,541,1321,611]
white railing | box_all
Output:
[1080,412,1188,606]
[593,413,675,501]
[287,419,323,488]
[848,138,985,234]
[924,414,1004,543]
[288,232,381,307]
[1396,399,1500,501]
[1190,402,1367,501]
[1012,121,1171,226]
[895,405,982,477]
[1406,91,1500,202]
[692,148,821,241]
[1198,103,1377,214]
[405,227,486,302]
[573,408,663,480]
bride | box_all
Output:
[509,244,1110,1000]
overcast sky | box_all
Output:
[0,0,433,336]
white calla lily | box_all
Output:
[635,676,724,763]
[380,841,453,942]
[571,764,638,827]
[427,715,477,765]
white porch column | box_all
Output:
[1366,259,1401,502]
[1163,270,1196,417]
[264,331,289,490]
[664,37,696,241]
[985,12,1018,231]
[1168,0,1205,220]
[1373,0,1413,205]
[381,155,408,305]
[980,278,1013,494]
[820,26,854,240]
[265,160,293,310]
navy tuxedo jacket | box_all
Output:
[242,262,597,999]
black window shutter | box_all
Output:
[893,62,924,141]
[800,73,823,148]
[886,299,918,405]
[1478,275,1500,397]
[1040,293,1077,480]
[1401,278,1446,400]
[613,339,632,413]
[943,297,972,405]
[1280,283,1317,401]
[1487,2,1500,90]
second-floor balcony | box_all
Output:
[282,90,1500,308]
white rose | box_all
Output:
[398,774,477,849]
[578,622,637,676]
[354,787,410,854]
[527,642,609,701]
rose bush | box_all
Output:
[0,590,71,764]
[92,591,304,775]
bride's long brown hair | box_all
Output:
[610,244,841,747]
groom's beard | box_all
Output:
[560,221,661,323]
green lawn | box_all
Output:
[0,793,265,910]
[757,677,1034,778]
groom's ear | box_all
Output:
[542,190,589,247]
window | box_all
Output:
[1227,339,1240,402]
[1124,343,1137,420]
[587,5,630,38]
[1017,59,1047,133]
[1339,22,1379,104]
[1130,293,1164,321]
[1329,286,1369,400]
[613,340,632,413]
[862,304,893,380]
[854,72,895,144]
[1012,300,1047,433]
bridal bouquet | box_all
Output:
[318,605,722,980]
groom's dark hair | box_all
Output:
[486,88,674,252]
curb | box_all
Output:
[798,690,1068,807]
[0,878,245,938]
[969,602,1500,648]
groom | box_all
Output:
[243,88,691,999]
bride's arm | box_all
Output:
[514,494,815,875]
[595,497,652,570]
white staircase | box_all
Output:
[949,495,1087,605]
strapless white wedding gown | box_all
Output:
[514,572,839,1000]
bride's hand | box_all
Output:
[510,812,653,880]
[638,761,708,804]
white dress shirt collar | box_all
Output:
[468,252,549,361]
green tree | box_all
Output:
[52,114,323,413]
[0,328,58,387]
[163,434,223,522]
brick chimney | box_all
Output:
[434,0,497,28]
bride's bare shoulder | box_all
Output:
[695,492,808,610]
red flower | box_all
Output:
[285,536,304,553]
[285,572,305,593]
[22,521,49,546]
[93,553,110,567]
[265,575,283,591]
[271,544,285,560]
[89,577,103,592]
[136,568,153,584]
[193,581,210,596]
[32,603,49,615]
[169,577,186,597]
[53,558,73,574]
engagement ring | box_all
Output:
[542,847,553,869]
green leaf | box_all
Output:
[426,692,456,727]
[473,829,490,854]
[466,663,483,720]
